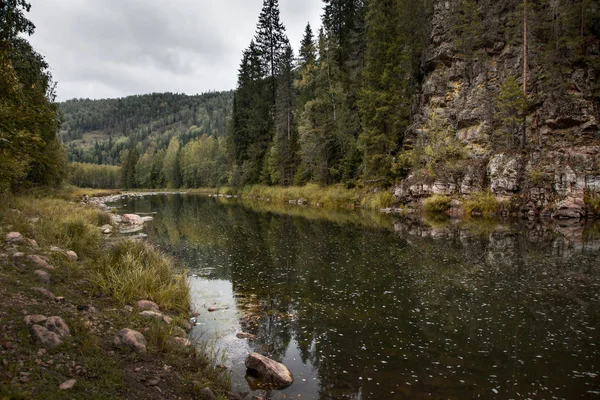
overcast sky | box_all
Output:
[27,0,323,101]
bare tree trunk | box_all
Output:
[522,0,528,148]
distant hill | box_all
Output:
[60,91,234,165]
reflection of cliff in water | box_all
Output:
[113,194,600,400]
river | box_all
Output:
[110,193,600,399]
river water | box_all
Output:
[110,193,600,399]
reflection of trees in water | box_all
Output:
[122,195,600,399]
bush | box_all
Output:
[423,195,452,213]
[585,191,600,215]
[464,191,499,216]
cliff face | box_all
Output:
[395,0,600,218]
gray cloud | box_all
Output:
[27,0,323,101]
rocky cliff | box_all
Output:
[394,0,600,219]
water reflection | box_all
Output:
[112,194,600,399]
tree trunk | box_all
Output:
[522,0,528,148]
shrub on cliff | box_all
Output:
[423,195,452,213]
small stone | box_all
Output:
[134,367,141,372]
[76,304,97,314]
[24,315,48,326]
[55,296,65,303]
[169,337,192,347]
[124,305,134,312]
[31,325,63,348]
[162,315,173,324]
[114,328,147,354]
[6,232,24,244]
[32,287,56,300]
[34,270,51,284]
[172,327,187,338]
[135,300,159,312]
[12,252,25,259]
[245,352,293,388]
[27,239,40,249]
[65,250,78,261]
[45,316,71,338]
[100,224,113,234]
[59,379,76,390]
[146,378,160,386]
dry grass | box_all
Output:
[423,195,452,213]
[463,191,499,217]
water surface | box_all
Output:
[112,194,600,399]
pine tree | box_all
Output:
[254,0,288,105]
[299,23,316,66]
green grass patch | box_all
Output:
[423,195,452,213]
[464,191,499,217]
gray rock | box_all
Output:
[553,197,585,219]
[27,255,54,270]
[34,270,51,284]
[45,316,71,338]
[245,352,293,388]
[32,287,56,300]
[122,214,144,225]
[114,328,147,353]
[31,324,63,348]
[198,387,216,400]
[100,224,113,234]
[138,310,164,320]
[236,332,256,340]
[169,337,192,348]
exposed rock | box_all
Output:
[297,198,307,206]
[24,315,48,326]
[32,287,56,300]
[12,252,24,258]
[5,232,24,244]
[553,197,585,219]
[236,332,256,340]
[123,214,144,225]
[488,154,522,195]
[77,304,98,313]
[59,379,77,390]
[114,328,147,354]
[27,239,40,249]
[100,224,113,234]
[120,225,145,234]
[136,300,159,311]
[31,324,63,348]
[245,352,293,389]
[45,316,71,338]
[34,270,51,284]
[141,216,154,223]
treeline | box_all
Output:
[0,1,66,192]
[70,163,121,189]
[69,0,600,190]
[61,91,233,166]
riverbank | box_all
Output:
[0,192,232,399]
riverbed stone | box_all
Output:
[245,352,293,388]
[114,328,147,353]
[100,224,113,234]
[65,250,78,261]
[123,214,144,225]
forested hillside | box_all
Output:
[66,0,600,217]
[61,91,233,166]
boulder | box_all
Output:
[114,328,147,354]
[59,379,77,390]
[45,316,71,338]
[34,270,51,284]
[123,214,144,225]
[553,197,585,219]
[135,300,159,312]
[6,232,24,244]
[31,325,63,348]
[245,352,293,389]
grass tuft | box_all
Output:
[464,191,499,217]
[423,195,451,213]
[93,240,190,314]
